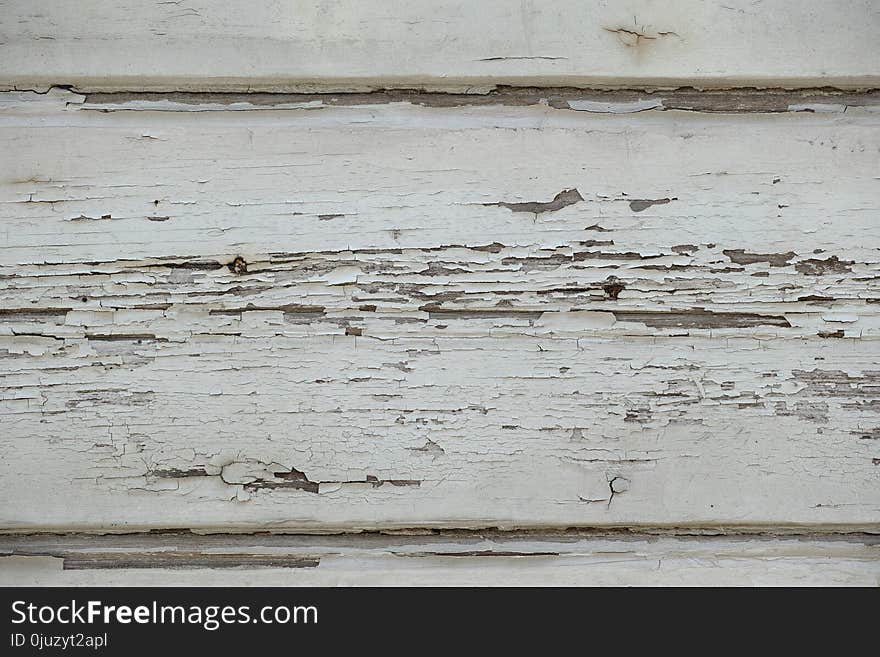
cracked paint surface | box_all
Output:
[0,89,878,532]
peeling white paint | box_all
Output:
[567,98,664,113]
[1,89,878,533]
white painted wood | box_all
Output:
[1,1,878,92]
[1,533,877,586]
[1,90,878,532]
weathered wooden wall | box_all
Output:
[0,1,878,585]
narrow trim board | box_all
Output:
[2,532,877,586]
[1,1,878,91]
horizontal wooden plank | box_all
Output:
[1,90,879,531]
[0,1,878,91]
[1,532,877,585]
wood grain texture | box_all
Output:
[1,1,878,92]
[2,532,877,586]
[1,89,878,532]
